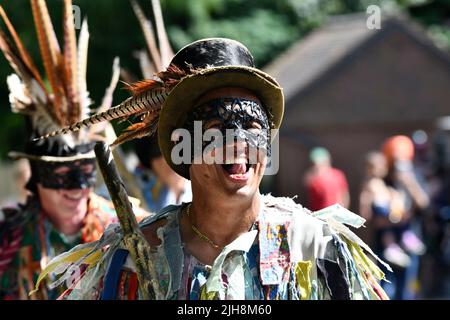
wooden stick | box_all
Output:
[94,141,164,299]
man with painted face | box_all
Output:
[38,38,391,300]
[0,1,150,299]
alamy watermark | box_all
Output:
[366,5,381,30]
[73,5,81,29]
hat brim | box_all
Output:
[158,66,284,179]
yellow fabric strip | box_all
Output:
[84,250,103,267]
[344,237,385,280]
[200,285,217,300]
[294,260,312,300]
[344,238,386,299]
[29,247,99,296]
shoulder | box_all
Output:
[261,194,327,257]
[262,195,391,299]
[139,204,183,246]
[0,200,34,240]
[261,194,323,230]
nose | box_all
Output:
[234,138,248,155]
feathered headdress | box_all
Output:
[30,2,285,180]
[0,0,121,161]
[32,0,186,148]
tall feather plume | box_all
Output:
[130,0,161,71]
[0,6,46,92]
[0,1,118,150]
[134,49,155,79]
[98,57,121,113]
[31,0,65,126]
[0,7,60,138]
[36,0,179,147]
[106,0,177,146]
[0,7,63,142]
[151,0,173,69]
[77,18,91,119]
[0,7,53,119]
[63,0,80,125]
[0,29,43,106]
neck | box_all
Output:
[189,192,261,248]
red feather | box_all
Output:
[123,79,161,96]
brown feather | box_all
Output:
[0,6,46,91]
[111,119,158,147]
[123,79,162,96]
[0,29,32,83]
[31,0,65,125]
[157,63,193,89]
[63,0,79,124]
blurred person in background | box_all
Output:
[13,159,31,205]
[0,159,31,208]
[420,117,450,298]
[377,135,430,300]
[0,1,148,299]
[134,133,192,212]
[304,147,350,211]
[359,152,414,279]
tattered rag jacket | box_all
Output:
[36,195,390,300]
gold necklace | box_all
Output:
[186,204,223,250]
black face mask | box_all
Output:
[185,98,272,162]
[32,158,97,190]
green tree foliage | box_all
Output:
[0,0,448,159]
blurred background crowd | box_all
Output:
[0,0,449,299]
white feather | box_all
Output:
[77,18,91,120]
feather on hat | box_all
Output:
[0,0,121,161]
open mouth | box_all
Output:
[222,162,251,175]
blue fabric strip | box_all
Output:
[101,248,129,300]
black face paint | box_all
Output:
[34,158,97,190]
[185,98,272,163]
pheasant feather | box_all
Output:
[34,86,168,141]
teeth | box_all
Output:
[224,158,235,164]
[223,158,247,164]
